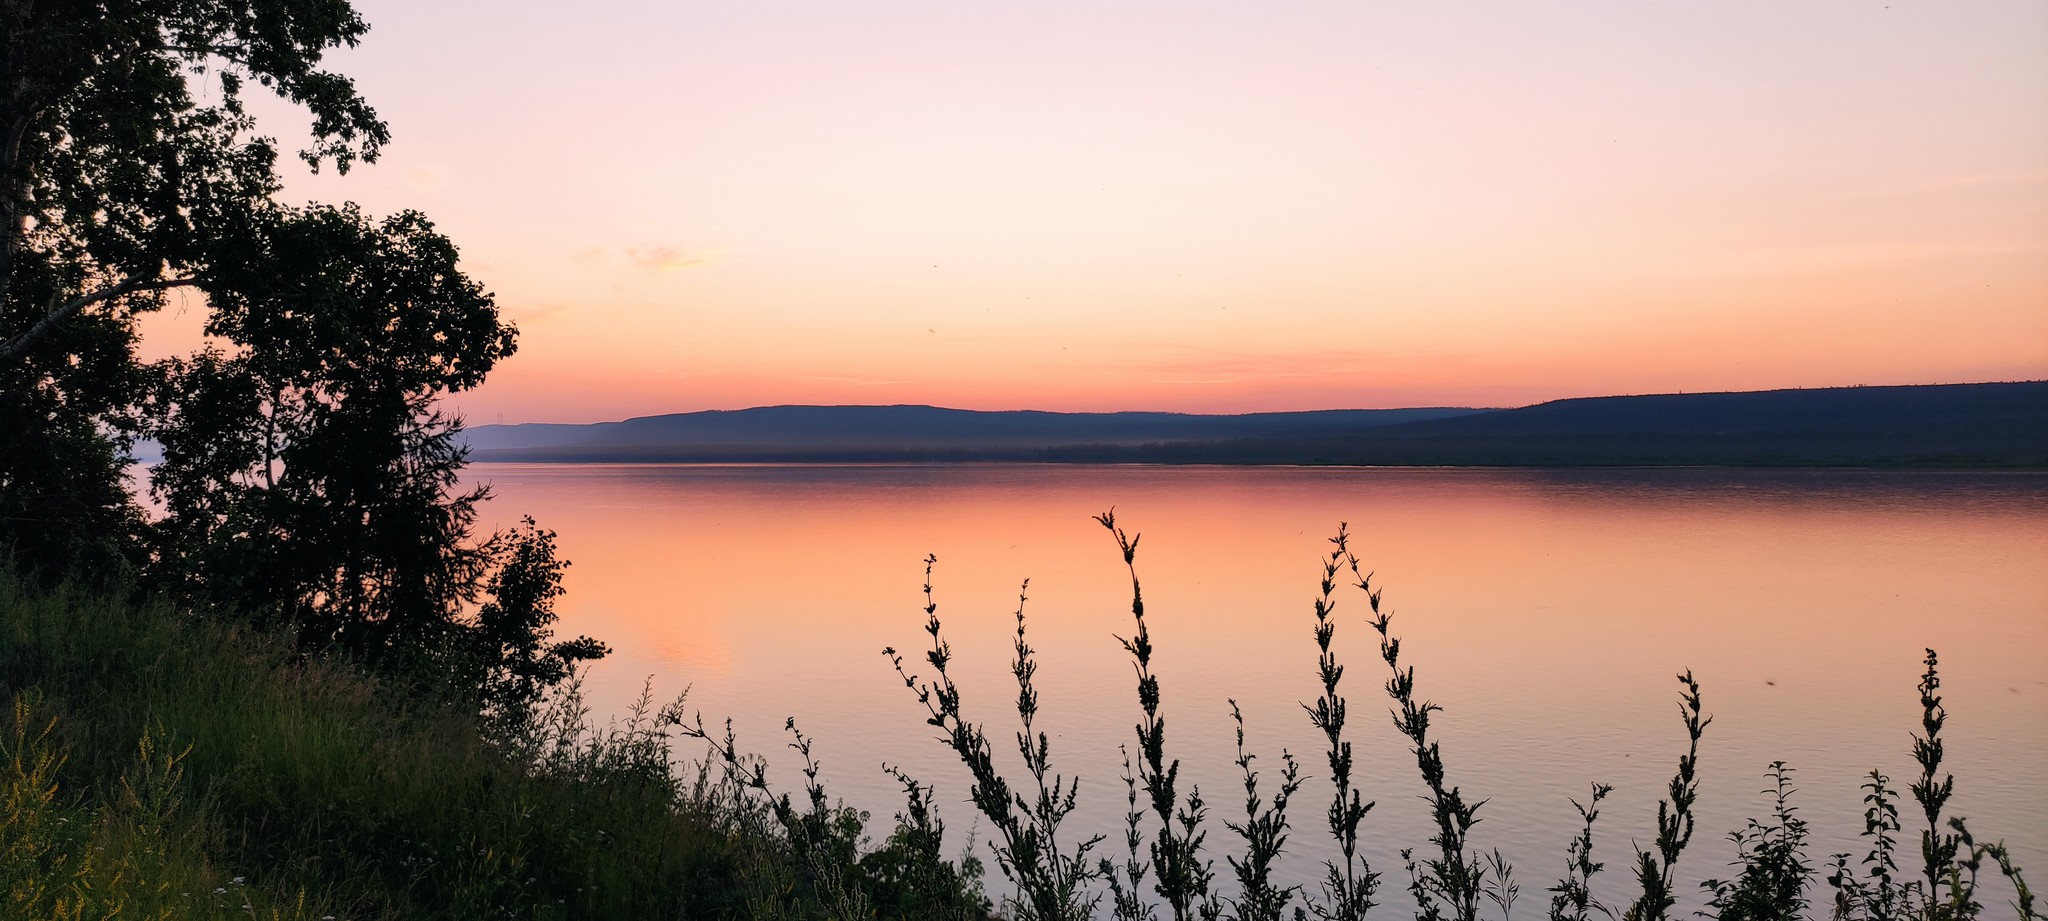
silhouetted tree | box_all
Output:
[1,1,603,707]
[147,203,510,658]
[1,0,384,578]
[464,516,607,725]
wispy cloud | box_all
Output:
[403,166,447,190]
[797,374,914,386]
[625,245,720,272]
[515,301,573,322]
[1836,169,2048,201]
[1127,346,1478,383]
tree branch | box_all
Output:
[0,274,197,362]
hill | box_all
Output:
[462,382,2048,467]
[461,405,1485,458]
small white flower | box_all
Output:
[213,887,227,895]
[232,876,246,885]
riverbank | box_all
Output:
[0,571,991,920]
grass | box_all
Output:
[0,569,991,920]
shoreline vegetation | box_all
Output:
[461,382,2048,470]
[7,514,2043,920]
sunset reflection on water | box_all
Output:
[469,464,2047,916]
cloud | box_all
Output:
[625,245,719,272]
[515,301,573,322]
[403,166,446,190]
[797,374,915,386]
[1838,169,2048,200]
[1128,346,1461,383]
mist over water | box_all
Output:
[468,464,2048,917]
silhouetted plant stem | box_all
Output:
[1701,761,1813,921]
[1828,770,1905,921]
[1010,578,1103,918]
[679,712,876,918]
[1105,744,1162,921]
[884,554,1099,921]
[1097,509,1218,921]
[1549,782,1615,921]
[1223,699,1303,921]
[1825,649,2044,921]
[1483,850,1521,921]
[1910,649,1962,913]
[682,712,772,806]
[1303,523,1378,921]
[1353,548,1490,921]
[1625,670,1710,921]
[1977,838,2046,921]
[882,761,994,919]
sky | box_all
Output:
[143,1,2048,423]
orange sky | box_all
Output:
[142,1,2048,423]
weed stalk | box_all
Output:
[885,554,1099,921]
[1624,670,1710,921]
[1354,547,1491,921]
[1223,699,1303,921]
[1549,782,1615,921]
[1303,523,1379,921]
[1098,510,1218,921]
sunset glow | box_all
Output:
[147,1,2048,422]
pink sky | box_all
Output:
[142,1,2048,422]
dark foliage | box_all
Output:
[1703,763,1814,921]
[2,1,598,715]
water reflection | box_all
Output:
[468,464,2048,916]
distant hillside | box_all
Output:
[462,405,1485,457]
[1366,381,2048,438]
[463,382,2048,467]
[1090,381,2048,467]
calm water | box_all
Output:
[469,464,2048,916]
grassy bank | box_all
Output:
[0,572,990,920]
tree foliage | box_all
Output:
[1,0,384,577]
[1,0,601,711]
[148,204,513,652]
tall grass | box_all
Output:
[0,566,991,920]
[1,692,329,920]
